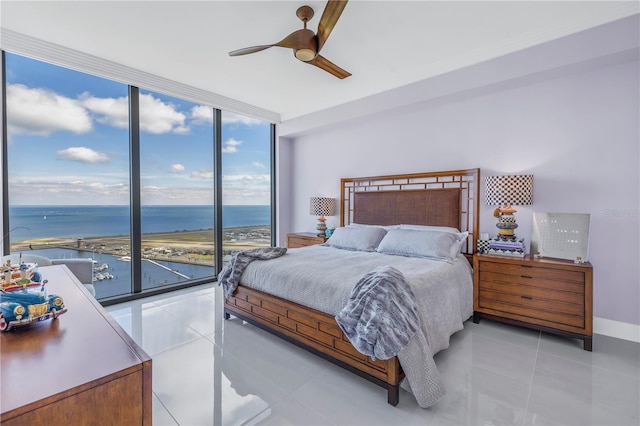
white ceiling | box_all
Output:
[1,1,638,122]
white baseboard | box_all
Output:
[594,317,640,343]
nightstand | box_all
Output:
[473,254,593,351]
[286,232,328,248]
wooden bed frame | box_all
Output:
[224,168,480,405]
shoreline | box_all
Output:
[11,225,271,265]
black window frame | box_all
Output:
[0,50,276,305]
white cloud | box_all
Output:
[222,111,265,126]
[173,125,191,135]
[7,84,193,138]
[190,105,213,124]
[221,173,271,205]
[190,107,266,126]
[191,170,214,180]
[9,176,129,205]
[139,93,189,134]
[82,92,194,134]
[223,174,269,182]
[6,84,93,136]
[79,92,129,129]
[252,161,266,169]
[171,164,185,173]
[57,147,110,163]
[141,185,214,204]
[222,138,242,154]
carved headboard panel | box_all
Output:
[352,189,461,229]
[341,169,480,255]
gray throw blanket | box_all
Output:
[218,247,287,298]
[335,265,420,361]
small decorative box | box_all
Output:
[477,240,491,254]
[480,236,526,257]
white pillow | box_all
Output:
[325,226,387,252]
[377,229,469,262]
[348,223,401,231]
[399,224,461,234]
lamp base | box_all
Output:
[316,216,327,237]
[496,210,518,237]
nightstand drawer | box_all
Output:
[479,260,585,284]
[287,233,327,248]
[479,270,585,294]
[477,279,585,305]
[478,287,584,317]
[478,293,585,329]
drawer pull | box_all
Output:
[521,275,533,279]
[521,295,533,300]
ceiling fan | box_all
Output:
[229,1,351,79]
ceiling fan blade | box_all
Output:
[316,0,348,52]
[231,28,316,57]
[274,28,316,51]
[229,45,273,56]
[307,55,351,79]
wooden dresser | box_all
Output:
[473,254,593,351]
[286,232,328,248]
[0,265,152,425]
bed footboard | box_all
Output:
[224,285,404,405]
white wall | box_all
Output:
[276,54,639,337]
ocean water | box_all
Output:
[8,205,271,242]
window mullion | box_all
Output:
[129,86,142,293]
[213,108,223,275]
[1,51,9,255]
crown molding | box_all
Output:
[0,28,280,124]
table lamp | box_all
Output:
[310,197,336,237]
[485,175,533,237]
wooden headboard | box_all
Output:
[340,168,480,255]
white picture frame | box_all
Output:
[531,213,591,262]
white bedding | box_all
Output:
[238,244,474,407]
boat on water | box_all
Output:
[118,256,131,262]
[94,263,109,272]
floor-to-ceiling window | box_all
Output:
[139,90,215,290]
[4,52,133,299]
[220,111,272,265]
[2,51,274,302]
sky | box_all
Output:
[5,52,272,206]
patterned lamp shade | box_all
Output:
[309,197,336,217]
[485,175,534,206]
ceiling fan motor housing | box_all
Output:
[293,28,318,61]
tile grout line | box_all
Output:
[152,390,180,426]
[522,331,542,426]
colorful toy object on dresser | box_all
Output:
[1,258,42,291]
[0,258,67,331]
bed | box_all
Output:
[223,169,480,407]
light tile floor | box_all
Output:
[106,284,640,426]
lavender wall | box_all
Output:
[277,49,639,331]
